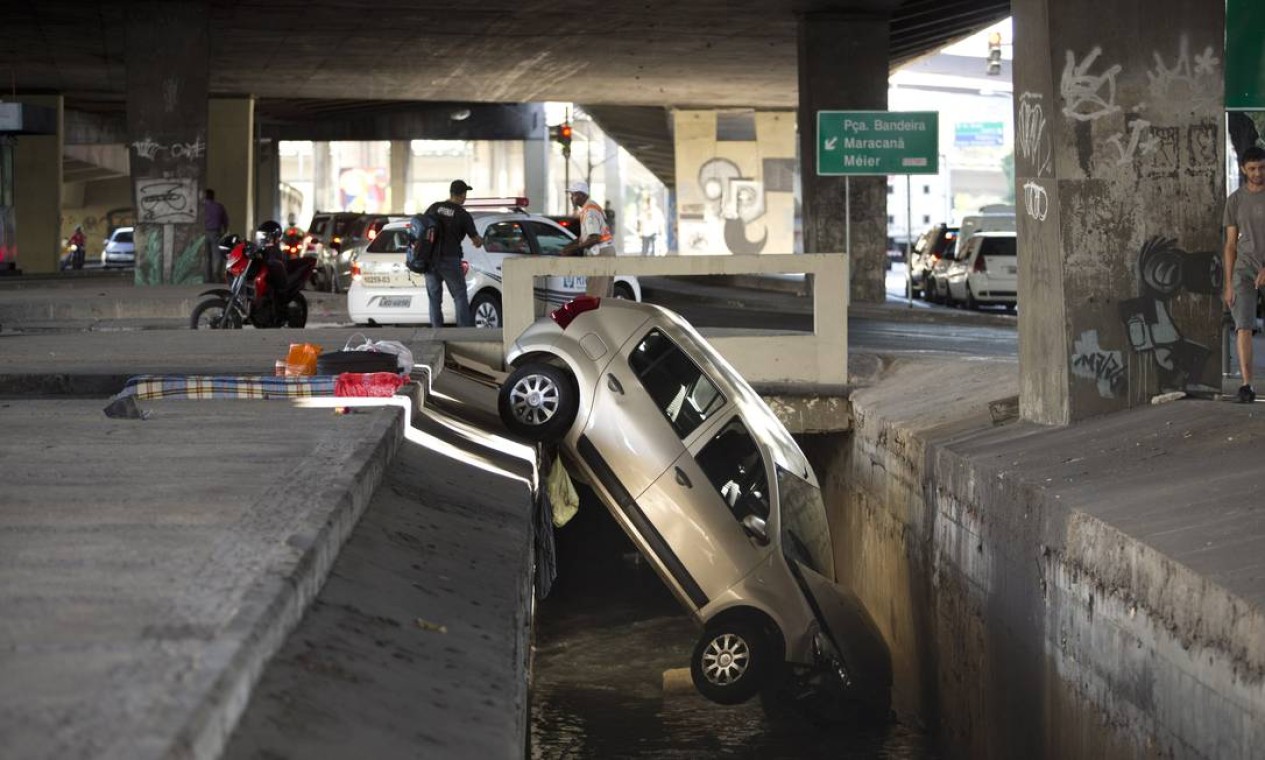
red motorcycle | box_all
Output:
[190,236,315,329]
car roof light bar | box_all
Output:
[465,197,530,210]
[550,295,601,330]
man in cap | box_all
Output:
[423,180,483,327]
[560,180,616,297]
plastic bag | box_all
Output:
[547,456,579,528]
[285,342,322,376]
[334,372,408,397]
[343,333,414,374]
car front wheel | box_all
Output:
[690,620,772,705]
[498,362,578,442]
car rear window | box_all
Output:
[333,216,358,236]
[113,230,134,243]
[980,237,1017,257]
[525,220,573,255]
[366,229,411,253]
[629,329,726,439]
[309,218,329,237]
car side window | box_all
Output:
[696,417,770,521]
[524,221,573,255]
[628,329,726,439]
[483,221,531,254]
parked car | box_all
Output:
[942,230,1018,309]
[322,213,409,293]
[909,224,958,299]
[346,203,642,328]
[497,298,891,707]
[304,211,363,291]
[100,226,135,269]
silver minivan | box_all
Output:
[498,297,889,706]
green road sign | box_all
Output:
[817,111,939,176]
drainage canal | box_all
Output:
[529,488,940,759]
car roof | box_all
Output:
[973,230,1017,237]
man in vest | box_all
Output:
[560,180,616,297]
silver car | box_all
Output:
[498,297,889,707]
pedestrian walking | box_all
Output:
[424,180,483,327]
[560,181,616,297]
[1223,145,1265,403]
[203,189,229,281]
[636,197,664,256]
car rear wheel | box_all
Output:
[691,619,772,705]
[613,281,634,301]
[498,362,578,442]
[472,292,503,329]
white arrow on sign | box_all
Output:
[824,136,838,150]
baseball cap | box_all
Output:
[450,179,473,195]
[566,181,590,195]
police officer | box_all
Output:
[560,181,616,297]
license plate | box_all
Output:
[362,274,391,285]
[1006,266,1017,274]
[378,295,412,308]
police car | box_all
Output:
[346,198,641,327]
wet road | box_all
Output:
[530,496,939,760]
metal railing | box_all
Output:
[500,253,848,386]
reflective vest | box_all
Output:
[579,200,613,251]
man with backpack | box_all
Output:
[422,180,483,327]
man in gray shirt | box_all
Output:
[1223,145,1265,403]
[203,189,230,282]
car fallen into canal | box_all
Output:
[498,297,891,709]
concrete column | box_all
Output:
[208,97,254,238]
[125,1,209,285]
[605,136,624,247]
[313,141,331,212]
[524,129,549,215]
[1013,0,1225,423]
[255,138,279,226]
[389,140,410,212]
[798,12,889,303]
[12,95,63,274]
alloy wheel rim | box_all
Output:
[475,302,500,328]
[701,633,750,686]
[509,373,559,426]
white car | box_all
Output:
[943,230,1018,309]
[101,227,135,268]
[346,205,641,327]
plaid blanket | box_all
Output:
[105,374,338,418]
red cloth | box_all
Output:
[334,372,407,397]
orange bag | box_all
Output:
[285,342,322,376]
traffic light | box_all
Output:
[987,32,1002,76]
[550,122,573,158]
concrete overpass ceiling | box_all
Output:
[7,0,1009,186]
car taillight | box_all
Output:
[550,296,600,330]
[367,229,378,241]
[351,261,361,279]
[974,254,987,272]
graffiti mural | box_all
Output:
[1117,237,1220,392]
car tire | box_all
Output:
[498,362,578,442]
[190,297,240,329]
[613,281,635,301]
[316,350,401,375]
[925,278,938,304]
[286,292,309,328]
[690,619,771,705]
[472,292,503,329]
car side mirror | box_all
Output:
[741,514,769,546]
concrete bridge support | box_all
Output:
[208,97,255,241]
[798,12,891,304]
[1012,0,1226,423]
[125,1,210,285]
[12,95,63,275]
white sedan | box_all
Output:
[346,206,641,327]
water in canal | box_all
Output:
[530,493,939,759]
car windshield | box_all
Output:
[366,228,411,253]
[778,466,833,580]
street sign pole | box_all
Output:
[906,175,913,307]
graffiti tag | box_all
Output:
[1060,47,1122,122]
[1104,118,1160,166]
[130,136,206,162]
[136,178,197,224]
[1017,92,1052,177]
[1023,181,1049,221]
[1072,330,1127,398]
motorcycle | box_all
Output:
[189,236,316,329]
[59,242,85,271]
[281,229,305,259]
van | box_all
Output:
[954,204,1016,257]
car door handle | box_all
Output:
[606,374,624,395]
[674,467,692,488]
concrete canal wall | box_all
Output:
[807,356,1265,758]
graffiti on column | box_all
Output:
[1022,181,1049,222]
[1117,237,1220,392]
[1060,47,1122,122]
[131,137,206,162]
[1017,93,1052,177]
[131,131,205,285]
[1071,330,1127,398]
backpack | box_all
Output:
[405,213,441,274]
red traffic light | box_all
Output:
[560,123,572,141]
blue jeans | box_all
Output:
[425,257,472,327]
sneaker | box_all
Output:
[1238,385,1256,403]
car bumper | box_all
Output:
[347,281,450,325]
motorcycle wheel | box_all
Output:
[286,292,309,328]
[190,297,241,329]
